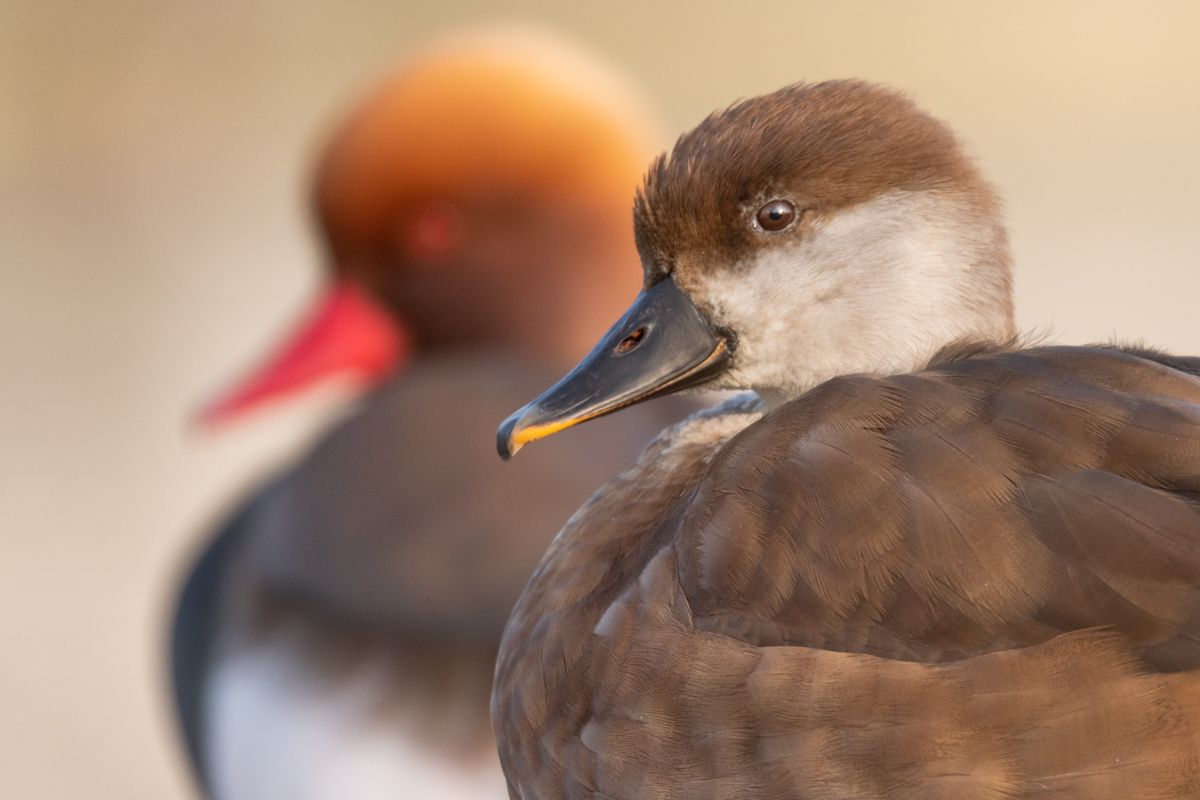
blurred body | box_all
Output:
[180,355,688,799]
[170,27,693,799]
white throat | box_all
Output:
[698,190,1013,406]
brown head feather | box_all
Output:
[634,80,996,285]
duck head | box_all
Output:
[199,27,659,425]
[498,80,1015,458]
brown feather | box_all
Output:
[494,347,1200,798]
[633,82,1006,304]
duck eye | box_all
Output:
[755,199,797,232]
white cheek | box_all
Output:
[696,191,1010,398]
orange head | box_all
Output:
[202,26,660,425]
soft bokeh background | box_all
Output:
[3,2,1198,797]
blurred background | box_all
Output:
[3,1,1199,798]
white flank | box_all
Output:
[206,628,504,800]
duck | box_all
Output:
[493,80,1200,799]
[169,27,698,800]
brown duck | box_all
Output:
[493,80,1200,799]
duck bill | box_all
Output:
[497,277,730,459]
[196,279,409,428]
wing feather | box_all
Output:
[676,346,1200,666]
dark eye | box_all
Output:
[755,199,797,232]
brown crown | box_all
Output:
[634,80,994,284]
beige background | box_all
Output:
[3,1,1198,798]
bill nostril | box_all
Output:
[615,327,647,354]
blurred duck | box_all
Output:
[170,27,694,800]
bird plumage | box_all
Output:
[494,344,1200,798]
